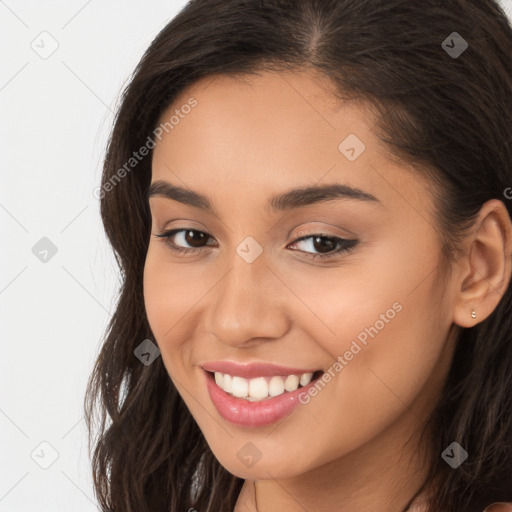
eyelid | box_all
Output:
[158,219,209,233]
[292,221,357,240]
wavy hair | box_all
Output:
[84,1,512,510]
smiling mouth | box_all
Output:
[207,369,324,402]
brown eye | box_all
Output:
[155,228,215,253]
[288,234,359,260]
[311,235,337,254]
[183,229,208,248]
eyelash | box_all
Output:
[154,228,359,261]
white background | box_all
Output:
[1,1,512,510]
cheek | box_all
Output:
[289,226,445,361]
[143,254,171,337]
[142,249,196,374]
[315,306,447,471]
[143,242,210,326]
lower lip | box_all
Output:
[203,369,321,427]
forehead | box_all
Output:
[154,69,377,162]
[150,69,433,218]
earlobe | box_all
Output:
[452,199,512,328]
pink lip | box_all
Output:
[201,360,319,379]
[202,368,322,428]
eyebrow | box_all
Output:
[147,179,381,213]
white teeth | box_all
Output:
[268,376,285,397]
[223,374,232,394]
[248,377,269,399]
[231,376,248,398]
[284,374,299,391]
[299,372,313,387]
[212,371,317,401]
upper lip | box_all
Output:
[201,361,320,379]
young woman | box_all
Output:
[85,1,512,510]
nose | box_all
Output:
[203,251,290,348]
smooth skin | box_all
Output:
[143,68,512,512]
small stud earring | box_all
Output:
[471,309,476,319]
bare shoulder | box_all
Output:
[483,503,512,512]
[410,500,512,512]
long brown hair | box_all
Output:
[84,1,512,510]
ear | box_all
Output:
[452,199,512,328]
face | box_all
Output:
[143,69,459,480]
